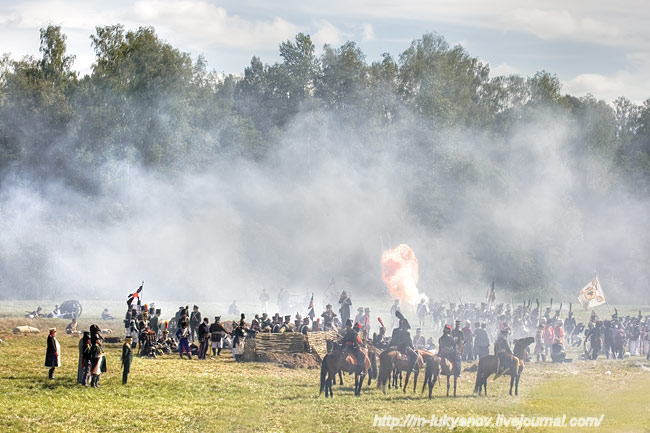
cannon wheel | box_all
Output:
[60,300,83,318]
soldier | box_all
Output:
[416,299,429,328]
[150,309,161,338]
[271,315,282,333]
[565,311,576,344]
[299,318,310,335]
[129,309,139,349]
[474,322,490,359]
[452,320,465,374]
[121,336,133,385]
[353,307,364,327]
[361,307,371,337]
[259,289,270,313]
[45,328,60,379]
[372,325,388,350]
[462,320,473,361]
[209,316,228,356]
[77,331,91,385]
[389,311,418,373]
[589,321,603,360]
[198,317,210,359]
[338,291,352,325]
[228,300,239,316]
[494,327,515,377]
[412,328,426,350]
[389,299,400,329]
[534,324,545,361]
[321,304,337,330]
[341,320,365,374]
[190,305,201,342]
[176,321,192,360]
[278,315,291,333]
[89,334,107,388]
[260,313,272,331]
[438,325,460,376]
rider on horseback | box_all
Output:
[389,311,418,373]
[341,320,365,373]
[494,327,515,377]
[438,324,461,376]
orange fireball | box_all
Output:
[381,244,422,305]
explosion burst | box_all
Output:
[381,244,426,305]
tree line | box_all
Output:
[1,25,649,300]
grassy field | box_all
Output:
[1,306,650,432]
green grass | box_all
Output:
[1,311,650,432]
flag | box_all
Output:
[487,280,496,303]
[127,282,144,306]
[577,277,606,310]
[307,293,315,320]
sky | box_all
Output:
[1,0,649,103]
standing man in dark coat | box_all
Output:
[45,328,60,379]
[198,317,210,359]
[190,305,201,342]
[90,334,107,388]
[121,336,133,385]
[338,291,352,325]
[209,316,228,357]
[77,331,91,385]
[150,309,160,338]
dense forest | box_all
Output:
[0,25,649,302]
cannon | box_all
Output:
[59,300,83,319]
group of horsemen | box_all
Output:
[339,309,516,377]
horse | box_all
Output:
[320,343,371,397]
[473,336,534,396]
[325,340,377,387]
[376,349,423,394]
[401,349,435,393]
[423,354,457,397]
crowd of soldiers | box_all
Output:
[43,291,648,390]
[121,294,650,372]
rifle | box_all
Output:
[549,298,553,309]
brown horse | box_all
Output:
[325,340,378,387]
[377,349,424,394]
[473,336,534,396]
[423,354,457,397]
[320,344,371,397]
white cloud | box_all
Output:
[503,8,620,43]
[490,63,519,76]
[562,50,650,103]
[361,23,374,41]
[132,0,300,50]
[311,19,343,48]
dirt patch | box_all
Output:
[253,351,320,369]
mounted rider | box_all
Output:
[341,319,365,373]
[494,327,516,378]
[438,324,461,376]
[389,310,418,373]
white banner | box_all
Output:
[577,277,606,310]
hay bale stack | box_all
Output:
[306,330,338,361]
[254,333,307,353]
